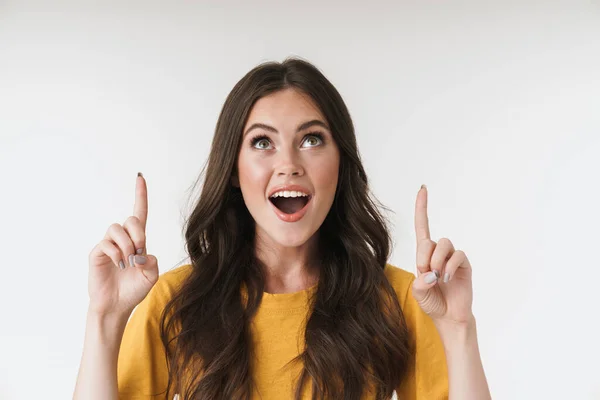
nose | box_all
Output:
[275,149,305,177]
[277,166,303,177]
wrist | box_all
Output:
[433,314,477,347]
[87,303,133,322]
[86,307,131,345]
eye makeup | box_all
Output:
[249,131,326,149]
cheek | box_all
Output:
[312,154,340,191]
[237,154,270,196]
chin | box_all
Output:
[255,221,317,249]
[271,228,314,248]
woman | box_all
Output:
[74,57,491,400]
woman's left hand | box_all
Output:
[411,185,474,325]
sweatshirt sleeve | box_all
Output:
[391,268,449,400]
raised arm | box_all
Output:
[411,184,491,399]
[73,173,159,399]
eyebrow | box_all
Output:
[243,119,330,137]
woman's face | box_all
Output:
[236,88,340,248]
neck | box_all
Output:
[254,229,320,294]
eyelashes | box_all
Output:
[249,131,326,150]
[303,132,325,147]
[249,134,270,149]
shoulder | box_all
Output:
[383,262,416,285]
[385,263,449,396]
[118,265,194,396]
[383,263,417,307]
[156,263,194,292]
[137,263,194,315]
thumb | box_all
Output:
[134,253,159,285]
[411,270,439,303]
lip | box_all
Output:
[267,184,313,223]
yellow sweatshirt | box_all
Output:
[117,263,448,399]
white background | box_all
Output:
[1,1,599,399]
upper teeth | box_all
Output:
[270,190,309,198]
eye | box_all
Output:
[250,135,272,150]
[301,132,324,148]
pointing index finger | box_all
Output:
[134,172,148,231]
[415,184,430,243]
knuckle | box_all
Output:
[108,223,122,233]
[438,237,452,246]
[98,239,121,259]
[135,235,146,249]
[419,239,436,252]
[88,245,97,258]
[122,238,135,251]
[125,228,146,249]
[416,262,429,270]
[123,216,140,227]
[101,239,116,252]
[424,238,435,246]
[110,246,123,259]
[93,240,107,255]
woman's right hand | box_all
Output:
[87,173,159,317]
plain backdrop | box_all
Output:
[1,1,599,399]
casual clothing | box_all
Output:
[117,263,448,399]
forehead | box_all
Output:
[244,88,326,130]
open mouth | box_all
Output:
[269,195,312,214]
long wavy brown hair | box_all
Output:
[158,57,412,400]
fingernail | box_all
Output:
[134,255,147,265]
[138,172,143,177]
[443,273,450,283]
[119,260,125,270]
[128,254,134,268]
[421,184,427,190]
[136,248,144,255]
[425,272,437,284]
